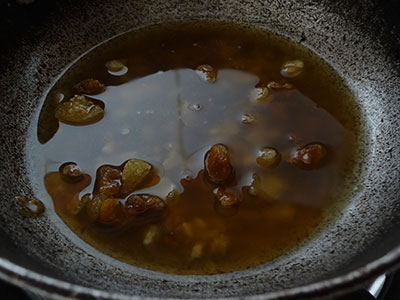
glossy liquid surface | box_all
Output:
[37,22,359,274]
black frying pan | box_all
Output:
[0,0,399,299]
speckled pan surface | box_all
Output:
[0,0,399,299]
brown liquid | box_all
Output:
[38,22,359,274]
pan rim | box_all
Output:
[0,245,400,299]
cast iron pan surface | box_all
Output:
[0,0,399,299]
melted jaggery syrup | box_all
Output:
[39,22,359,274]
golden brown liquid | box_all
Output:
[38,22,359,274]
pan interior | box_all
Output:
[0,0,399,299]
[32,21,360,276]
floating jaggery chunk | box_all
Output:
[59,162,83,183]
[96,165,122,196]
[17,196,45,217]
[143,225,160,246]
[105,60,125,72]
[256,147,281,169]
[121,159,153,195]
[73,79,105,95]
[289,143,328,170]
[98,198,124,224]
[85,193,106,221]
[90,193,166,227]
[249,87,271,103]
[88,159,158,225]
[214,188,239,207]
[55,95,104,125]
[241,113,256,124]
[124,194,166,226]
[191,243,203,259]
[249,174,286,201]
[94,159,155,198]
[204,144,234,185]
[214,188,239,217]
[267,80,294,90]
[195,64,217,83]
[280,60,304,78]
[125,194,166,214]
